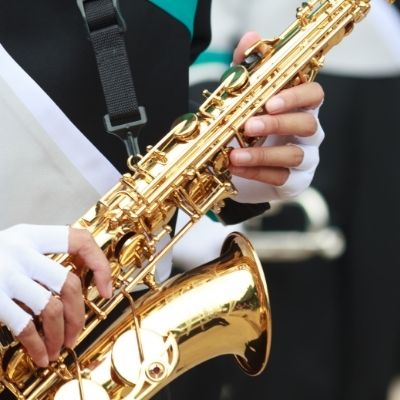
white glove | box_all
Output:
[231,105,324,203]
[0,224,68,336]
[228,33,325,203]
[264,106,324,199]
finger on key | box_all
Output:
[68,228,112,299]
[17,321,49,368]
[41,296,64,361]
[244,111,318,138]
[230,144,304,168]
[60,272,85,349]
[265,82,324,114]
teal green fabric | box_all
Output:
[148,0,199,36]
[206,210,221,222]
[194,51,232,66]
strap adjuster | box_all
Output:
[76,0,127,34]
[104,106,147,135]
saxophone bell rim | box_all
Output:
[221,232,272,376]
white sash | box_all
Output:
[0,44,121,229]
[0,44,174,282]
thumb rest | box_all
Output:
[0,1,395,399]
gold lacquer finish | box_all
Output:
[0,1,396,399]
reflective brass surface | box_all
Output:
[0,1,391,399]
[54,379,110,400]
[2,232,270,400]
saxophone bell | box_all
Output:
[48,232,271,400]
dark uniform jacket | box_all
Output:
[0,0,268,224]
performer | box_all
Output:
[0,0,324,373]
[185,1,400,400]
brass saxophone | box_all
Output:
[0,1,394,398]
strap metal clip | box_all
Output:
[104,107,147,156]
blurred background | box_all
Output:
[170,1,400,399]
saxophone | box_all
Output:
[0,1,394,398]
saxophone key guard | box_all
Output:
[111,329,178,387]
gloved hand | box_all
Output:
[0,224,112,367]
[229,31,325,202]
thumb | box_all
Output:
[233,31,262,65]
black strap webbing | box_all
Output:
[77,0,147,156]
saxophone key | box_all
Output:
[202,89,212,99]
[54,378,110,400]
[170,113,199,142]
[212,147,231,174]
[243,38,279,60]
[149,150,168,165]
[116,233,149,269]
[142,272,158,291]
[241,52,262,70]
[220,64,249,93]
[84,299,107,320]
[184,168,196,179]
[52,362,74,381]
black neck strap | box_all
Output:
[77,0,147,156]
